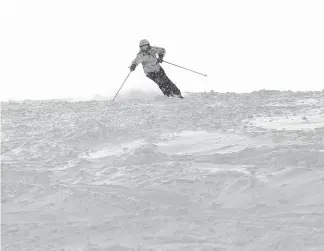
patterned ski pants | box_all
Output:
[146,67,181,97]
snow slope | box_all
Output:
[2,90,324,251]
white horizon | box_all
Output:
[1,0,324,101]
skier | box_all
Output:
[129,39,183,98]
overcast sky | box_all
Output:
[1,0,323,101]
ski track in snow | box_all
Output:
[2,90,324,251]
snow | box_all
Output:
[1,90,324,250]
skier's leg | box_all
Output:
[158,67,182,97]
[146,71,169,96]
[157,75,173,97]
[148,70,173,96]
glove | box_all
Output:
[157,57,163,63]
[129,64,136,71]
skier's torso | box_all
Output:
[132,46,165,74]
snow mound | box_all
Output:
[252,113,324,131]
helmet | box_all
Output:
[139,39,150,47]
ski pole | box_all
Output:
[112,71,131,101]
[163,60,207,77]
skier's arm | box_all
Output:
[130,54,142,71]
[152,46,166,59]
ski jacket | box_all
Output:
[131,46,166,74]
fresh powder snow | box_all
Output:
[2,90,324,251]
